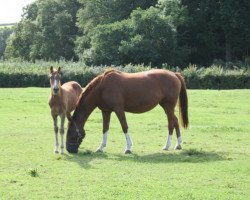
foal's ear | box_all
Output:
[50,66,53,73]
[58,67,61,73]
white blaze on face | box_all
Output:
[54,79,58,89]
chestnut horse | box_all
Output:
[66,69,188,154]
[48,67,82,154]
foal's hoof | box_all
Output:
[124,149,132,154]
[174,145,182,150]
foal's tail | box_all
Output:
[175,73,189,129]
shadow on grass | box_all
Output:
[113,148,225,164]
[64,148,226,169]
[64,150,108,169]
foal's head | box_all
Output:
[49,67,61,96]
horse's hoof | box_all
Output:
[124,149,132,154]
[54,150,59,154]
[60,151,64,155]
[174,145,182,150]
[162,146,169,151]
[96,149,103,153]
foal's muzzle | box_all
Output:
[53,88,59,95]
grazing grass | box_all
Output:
[0,89,249,199]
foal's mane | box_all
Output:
[73,69,118,119]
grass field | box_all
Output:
[0,88,249,199]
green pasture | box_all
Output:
[0,89,249,199]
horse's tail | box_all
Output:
[175,73,189,129]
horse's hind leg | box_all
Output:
[161,102,182,150]
[114,109,132,154]
[52,114,59,154]
[174,116,182,150]
[162,106,175,150]
[96,111,111,152]
[59,114,66,154]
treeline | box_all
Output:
[1,0,250,67]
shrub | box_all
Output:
[0,61,249,89]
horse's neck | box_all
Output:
[74,93,97,128]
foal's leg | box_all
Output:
[52,114,59,153]
[114,109,132,154]
[96,111,111,152]
[59,114,66,154]
[66,112,72,121]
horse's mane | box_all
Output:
[73,69,118,119]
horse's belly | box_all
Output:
[124,100,159,113]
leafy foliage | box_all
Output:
[2,0,250,67]
[5,0,80,61]
[0,27,13,59]
[0,61,249,89]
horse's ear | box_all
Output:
[58,67,61,73]
[50,66,53,73]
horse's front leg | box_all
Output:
[59,114,66,154]
[96,111,111,152]
[52,114,59,154]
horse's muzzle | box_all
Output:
[66,144,79,153]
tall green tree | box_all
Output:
[0,27,13,59]
[180,0,250,64]
[5,20,38,60]
[82,7,179,66]
[75,0,157,57]
[5,0,80,61]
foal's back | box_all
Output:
[61,81,83,112]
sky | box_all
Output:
[0,0,35,24]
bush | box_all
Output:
[0,61,249,89]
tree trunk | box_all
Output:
[225,38,232,62]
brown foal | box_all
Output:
[66,69,188,154]
[48,67,82,154]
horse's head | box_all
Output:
[49,66,61,96]
[66,120,85,153]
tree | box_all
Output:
[75,0,158,57]
[5,0,80,61]
[82,7,179,66]
[5,20,38,60]
[179,0,250,65]
[0,27,13,59]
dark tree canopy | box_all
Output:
[3,0,250,67]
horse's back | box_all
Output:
[99,69,181,113]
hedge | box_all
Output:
[0,61,249,89]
